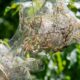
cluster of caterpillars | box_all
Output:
[19,0,80,52]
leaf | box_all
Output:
[56,52,64,74]
[28,0,43,16]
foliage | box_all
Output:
[0,39,10,48]
[0,0,19,39]
[0,0,80,80]
[34,44,79,80]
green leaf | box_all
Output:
[28,0,43,16]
